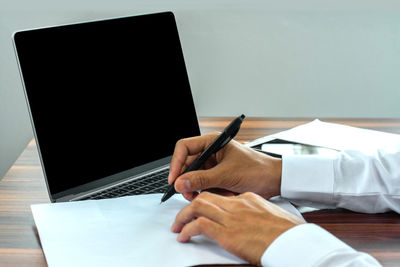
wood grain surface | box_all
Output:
[1,117,400,266]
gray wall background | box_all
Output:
[1,0,400,179]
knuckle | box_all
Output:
[191,198,201,209]
[207,132,221,141]
[236,200,250,209]
[198,191,211,198]
[210,131,220,136]
[175,138,186,148]
[191,196,206,209]
[193,193,210,206]
[195,173,209,189]
[242,192,257,199]
[196,217,209,228]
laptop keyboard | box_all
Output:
[80,169,170,200]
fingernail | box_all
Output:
[184,179,191,192]
[177,234,187,242]
[171,224,177,232]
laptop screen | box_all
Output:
[14,12,200,196]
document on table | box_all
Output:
[247,119,400,154]
[31,194,303,267]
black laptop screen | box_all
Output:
[14,12,200,195]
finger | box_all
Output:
[182,191,199,201]
[186,154,218,171]
[202,154,217,170]
[172,192,228,232]
[174,167,225,193]
[168,133,218,184]
[180,153,201,173]
[177,217,223,242]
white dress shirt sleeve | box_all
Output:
[262,147,400,266]
[281,147,400,213]
[261,223,381,267]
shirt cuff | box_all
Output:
[281,155,335,204]
[261,223,353,267]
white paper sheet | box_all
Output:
[31,194,303,267]
[248,119,400,155]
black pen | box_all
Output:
[161,114,246,203]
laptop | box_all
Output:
[13,12,200,202]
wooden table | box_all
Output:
[1,117,400,266]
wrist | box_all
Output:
[260,155,282,197]
[271,157,282,195]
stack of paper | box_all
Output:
[248,119,400,154]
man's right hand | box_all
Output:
[168,132,283,201]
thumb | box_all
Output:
[175,168,223,193]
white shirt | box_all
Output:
[261,147,400,266]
